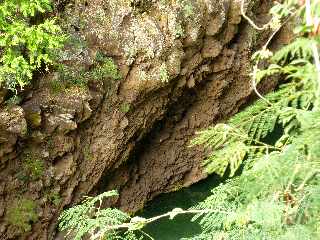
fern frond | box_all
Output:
[271,38,316,65]
[244,109,278,142]
[59,190,130,240]
[203,142,248,176]
[189,109,320,239]
[193,60,316,176]
[254,64,282,84]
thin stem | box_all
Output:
[247,145,280,151]
[240,0,272,105]
[241,0,269,30]
[210,129,281,150]
[251,66,273,105]
[285,164,301,193]
[312,42,320,108]
[145,209,229,224]
[297,170,320,191]
[138,230,155,240]
[104,209,229,231]
[263,11,299,49]
[241,1,299,106]
[305,0,312,26]
[305,0,320,108]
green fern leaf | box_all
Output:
[272,38,315,65]
[203,142,247,177]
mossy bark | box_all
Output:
[0,0,293,239]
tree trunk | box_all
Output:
[0,0,291,239]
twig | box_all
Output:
[251,66,273,105]
[241,1,300,106]
[240,0,269,30]
[138,230,155,240]
[240,0,274,105]
[297,170,320,191]
[285,164,301,193]
[102,208,229,231]
[145,209,228,224]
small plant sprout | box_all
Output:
[159,63,169,82]
[120,103,131,113]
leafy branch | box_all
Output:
[0,0,65,91]
[59,191,230,240]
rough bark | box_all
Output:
[0,0,291,239]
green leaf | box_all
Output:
[204,142,247,177]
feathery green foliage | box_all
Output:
[191,68,316,177]
[23,151,44,180]
[52,56,121,92]
[187,112,320,239]
[91,59,122,81]
[191,0,319,178]
[0,0,65,91]
[58,190,140,240]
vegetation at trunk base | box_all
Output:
[91,59,122,82]
[50,56,121,93]
[120,102,131,114]
[43,189,62,207]
[0,0,65,91]
[5,198,38,233]
[22,151,45,181]
[58,0,320,239]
